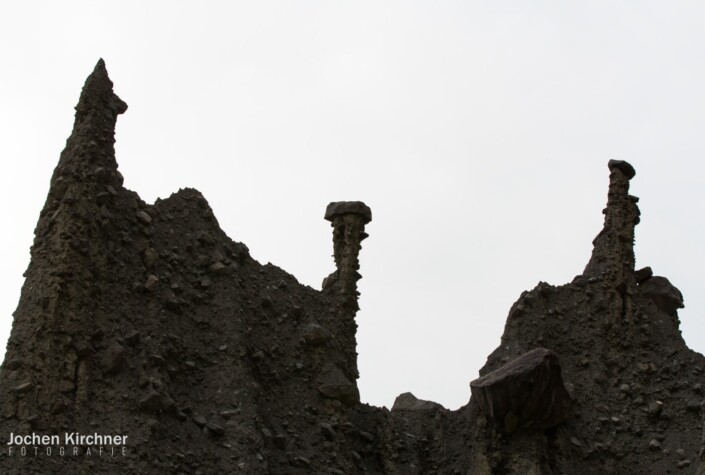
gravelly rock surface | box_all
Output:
[0,60,703,474]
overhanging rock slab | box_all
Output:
[470,347,572,433]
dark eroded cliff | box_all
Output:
[0,61,703,474]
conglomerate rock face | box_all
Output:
[0,61,703,474]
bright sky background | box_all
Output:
[1,2,704,410]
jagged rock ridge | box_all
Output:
[0,61,703,474]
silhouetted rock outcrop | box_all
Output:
[0,61,703,474]
[470,348,572,433]
[391,392,443,412]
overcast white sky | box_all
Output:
[1,2,704,410]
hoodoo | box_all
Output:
[0,61,703,474]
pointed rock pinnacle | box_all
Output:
[75,58,127,122]
[50,59,127,192]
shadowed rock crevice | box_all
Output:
[0,61,703,475]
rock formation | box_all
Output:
[470,348,573,434]
[0,60,703,474]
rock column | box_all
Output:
[323,201,372,309]
[583,160,640,280]
[582,160,640,322]
[322,201,371,382]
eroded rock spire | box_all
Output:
[581,160,640,322]
[583,159,640,282]
[2,60,131,423]
[50,59,127,191]
[74,59,127,124]
[322,201,372,383]
[322,201,372,307]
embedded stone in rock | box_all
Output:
[635,266,653,284]
[318,364,359,406]
[321,271,338,290]
[608,159,636,179]
[206,422,225,437]
[392,392,444,411]
[320,423,336,440]
[647,400,663,416]
[302,323,332,346]
[12,382,33,394]
[639,276,684,316]
[470,348,572,433]
[209,262,230,274]
[101,341,126,374]
[139,391,163,413]
[324,201,372,224]
[192,415,207,428]
[144,275,159,291]
[136,211,152,225]
[143,248,159,269]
